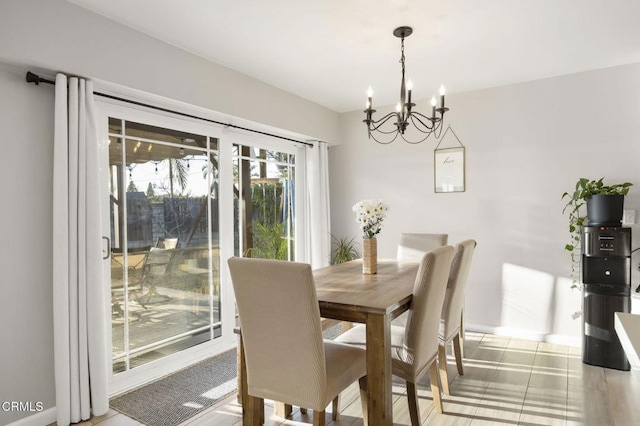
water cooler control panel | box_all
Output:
[583,226,631,258]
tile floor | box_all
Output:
[64,332,640,425]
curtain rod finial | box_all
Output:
[26,71,41,85]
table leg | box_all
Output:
[238,333,264,424]
[365,313,392,426]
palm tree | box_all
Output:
[167,158,189,198]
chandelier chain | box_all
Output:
[400,36,405,79]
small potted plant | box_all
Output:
[562,177,632,286]
[330,235,360,265]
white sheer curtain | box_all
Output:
[53,74,109,425]
[305,141,331,268]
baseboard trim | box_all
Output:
[466,323,582,347]
[5,407,56,426]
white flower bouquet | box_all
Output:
[352,199,389,239]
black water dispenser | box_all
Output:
[582,226,631,370]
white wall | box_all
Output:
[0,0,340,424]
[0,0,340,144]
[330,62,640,344]
[0,62,56,425]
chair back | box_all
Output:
[228,257,327,407]
[402,246,455,377]
[144,247,176,278]
[441,240,477,341]
[397,233,448,260]
[155,237,179,249]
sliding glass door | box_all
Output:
[98,102,232,394]
[97,100,307,394]
[108,117,222,373]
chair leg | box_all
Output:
[358,376,368,425]
[260,404,264,425]
[459,310,465,358]
[429,362,444,414]
[238,332,264,423]
[438,343,451,395]
[274,402,292,418]
[312,409,326,426]
[453,333,464,376]
[406,381,421,426]
[244,395,263,426]
[237,334,244,404]
[332,395,339,421]
[300,407,308,414]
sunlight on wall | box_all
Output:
[501,263,555,336]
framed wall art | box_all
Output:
[434,126,465,193]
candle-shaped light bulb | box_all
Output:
[367,86,373,98]
[406,79,413,104]
[367,86,373,110]
[439,84,446,96]
[431,96,437,118]
[396,102,402,113]
[439,84,446,110]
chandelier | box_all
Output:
[363,26,449,144]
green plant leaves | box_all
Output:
[330,235,360,265]
[562,177,633,287]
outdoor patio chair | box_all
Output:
[140,246,177,304]
[110,245,151,315]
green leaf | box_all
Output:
[565,244,574,251]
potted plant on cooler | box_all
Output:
[561,177,632,287]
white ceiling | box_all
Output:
[66,0,640,113]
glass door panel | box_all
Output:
[233,144,296,260]
[108,118,221,373]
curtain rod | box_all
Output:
[26,71,314,147]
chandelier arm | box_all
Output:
[414,114,445,139]
[397,124,434,144]
[433,121,446,139]
[410,110,442,123]
[368,112,401,133]
[369,130,401,145]
[408,113,437,133]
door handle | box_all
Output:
[102,236,111,260]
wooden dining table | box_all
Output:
[237,258,420,426]
[313,259,419,426]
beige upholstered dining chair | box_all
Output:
[438,239,477,395]
[397,233,448,260]
[336,245,455,425]
[228,257,368,426]
[394,232,449,327]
